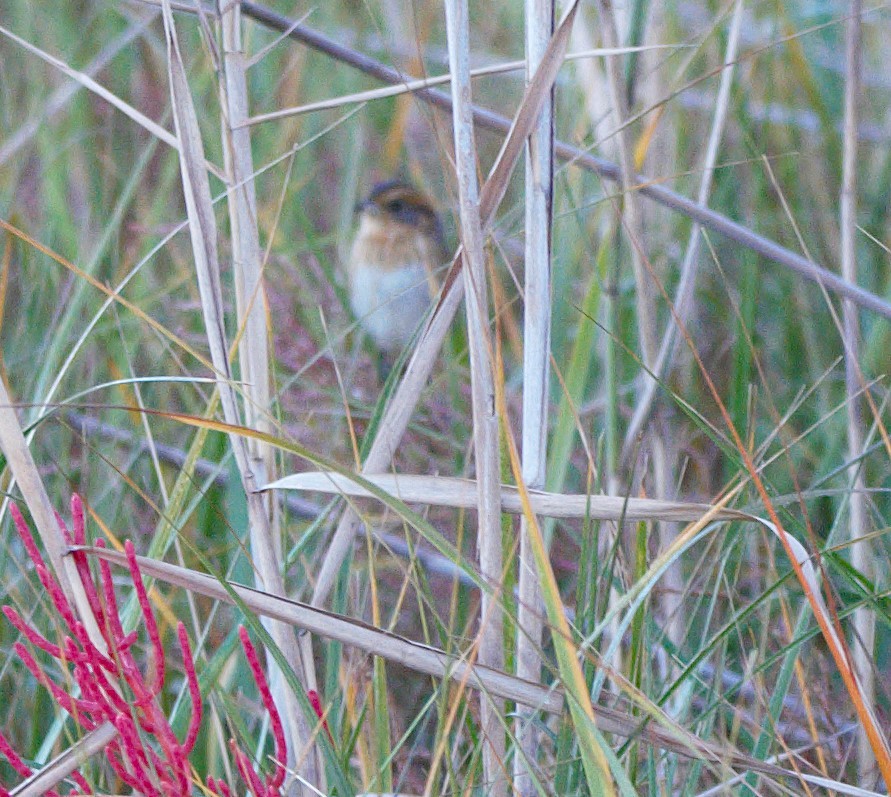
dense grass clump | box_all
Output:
[0,1,889,795]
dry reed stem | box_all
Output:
[160,0,312,786]
[515,0,554,790]
[267,471,755,522]
[840,0,875,782]
[9,723,119,797]
[218,2,319,787]
[444,0,506,789]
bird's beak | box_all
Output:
[354,198,374,215]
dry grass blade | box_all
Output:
[0,218,214,374]
[621,0,745,458]
[515,0,556,791]
[0,380,100,643]
[0,15,156,168]
[81,544,561,713]
[244,47,673,125]
[674,262,891,786]
[0,23,175,150]
[73,546,882,796]
[9,724,118,797]
[0,22,224,180]
[840,0,875,781]
[272,465,858,747]
[273,469,844,650]
[161,4,229,392]
[264,471,751,522]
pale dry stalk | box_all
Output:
[515,0,554,793]
[159,0,315,788]
[840,0,875,781]
[444,0,506,792]
[218,2,320,787]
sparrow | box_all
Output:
[347,180,447,359]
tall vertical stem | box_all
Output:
[840,0,873,782]
[515,0,554,793]
[444,1,506,792]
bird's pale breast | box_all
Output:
[348,215,438,353]
[349,261,432,353]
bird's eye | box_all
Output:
[386,199,406,214]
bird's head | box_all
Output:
[355,181,445,246]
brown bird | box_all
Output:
[347,180,447,360]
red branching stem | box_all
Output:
[2,495,296,797]
[9,503,47,572]
[72,545,105,630]
[2,606,64,658]
[0,729,32,778]
[0,732,62,797]
[105,738,148,795]
[125,541,165,697]
[77,646,130,718]
[307,689,334,745]
[238,627,286,792]
[69,769,91,794]
[14,642,94,722]
[113,713,152,782]
[67,497,106,630]
[54,511,72,546]
[70,495,85,544]
[230,738,266,797]
[69,621,116,673]
[207,775,233,797]
[98,543,127,658]
[178,622,203,755]
[35,564,78,635]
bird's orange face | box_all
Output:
[347,181,446,356]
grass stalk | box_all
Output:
[840,0,876,782]
[161,0,314,788]
[443,0,506,790]
[514,0,555,793]
[621,0,745,458]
